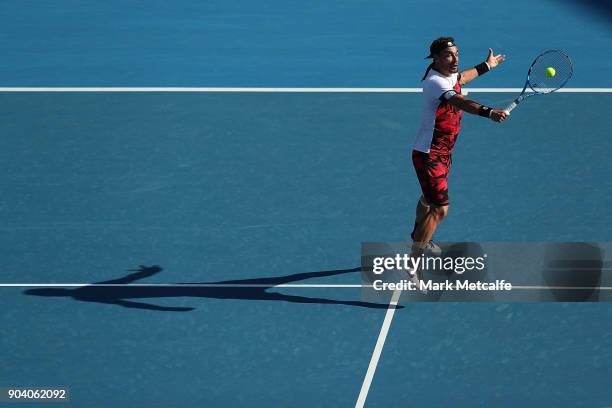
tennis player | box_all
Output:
[409,37,507,284]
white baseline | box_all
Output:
[1,283,612,289]
[0,87,611,93]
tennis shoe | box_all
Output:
[411,239,442,256]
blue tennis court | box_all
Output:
[1,1,611,407]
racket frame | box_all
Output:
[504,49,573,114]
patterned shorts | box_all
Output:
[412,150,452,207]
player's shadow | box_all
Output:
[23,265,395,312]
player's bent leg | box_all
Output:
[410,196,430,240]
[432,204,448,221]
[413,204,448,250]
[407,203,447,291]
[411,150,451,258]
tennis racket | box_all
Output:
[504,50,573,115]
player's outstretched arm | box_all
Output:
[459,48,506,85]
[449,94,507,123]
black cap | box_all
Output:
[425,37,456,59]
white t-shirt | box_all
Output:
[413,69,462,154]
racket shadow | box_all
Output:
[23,265,395,312]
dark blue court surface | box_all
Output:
[1,92,611,407]
[1,1,612,407]
[2,0,612,87]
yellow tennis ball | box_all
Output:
[545,67,556,77]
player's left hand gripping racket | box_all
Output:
[504,49,573,115]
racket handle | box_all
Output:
[503,100,518,115]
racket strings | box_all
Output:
[528,50,573,93]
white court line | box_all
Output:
[0,87,611,93]
[355,289,402,408]
[1,283,612,289]
[467,88,612,93]
[512,285,612,290]
[0,283,365,288]
[0,87,419,93]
